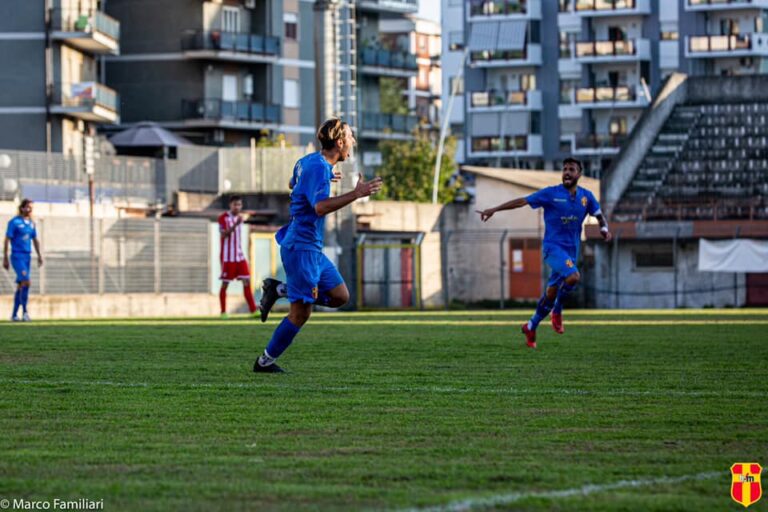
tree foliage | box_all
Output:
[376,133,460,204]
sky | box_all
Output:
[417,0,441,23]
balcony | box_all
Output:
[467,89,543,112]
[573,85,650,109]
[571,0,651,16]
[182,99,281,126]
[468,0,542,20]
[50,82,120,124]
[685,34,768,58]
[50,9,120,55]
[357,0,418,14]
[359,48,418,78]
[468,134,543,157]
[360,112,419,140]
[469,43,543,67]
[685,0,768,11]
[567,133,628,155]
[181,31,280,63]
[573,38,651,63]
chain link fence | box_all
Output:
[0,216,210,296]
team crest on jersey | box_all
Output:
[731,463,762,507]
[311,286,319,300]
[581,196,588,207]
[565,259,574,268]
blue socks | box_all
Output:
[263,317,301,362]
[12,288,21,317]
[553,283,576,314]
[528,294,554,331]
[20,286,30,312]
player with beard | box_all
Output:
[254,118,382,373]
[476,158,612,348]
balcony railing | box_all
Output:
[688,0,757,5]
[469,0,528,16]
[576,40,636,57]
[182,99,281,124]
[182,30,280,56]
[470,90,529,108]
[575,0,636,10]
[357,0,418,12]
[471,135,529,152]
[688,34,751,53]
[362,112,419,133]
[576,133,628,149]
[360,48,418,70]
[575,86,635,103]
[54,82,119,113]
[52,8,121,40]
[470,48,528,62]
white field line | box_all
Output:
[398,471,724,512]
[0,379,765,398]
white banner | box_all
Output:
[698,239,768,272]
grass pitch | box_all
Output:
[0,310,766,511]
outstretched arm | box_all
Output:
[476,197,529,222]
[315,174,382,217]
[594,212,612,241]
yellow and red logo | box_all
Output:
[311,286,319,300]
[581,196,588,207]
[565,259,574,268]
[731,463,762,508]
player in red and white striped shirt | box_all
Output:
[218,196,258,318]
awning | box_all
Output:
[468,20,527,52]
[698,239,768,272]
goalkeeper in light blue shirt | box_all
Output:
[3,199,44,321]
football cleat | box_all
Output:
[253,360,285,374]
[22,312,31,322]
[521,323,537,349]
[259,278,282,323]
[10,315,20,322]
[551,312,564,334]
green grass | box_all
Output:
[1,310,767,511]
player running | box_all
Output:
[476,158,612,348]
[3,199,44,322]
[218,196,259,318]
[254,118,382,373]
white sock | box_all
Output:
[258,351,276,367]
[276,283,288,297]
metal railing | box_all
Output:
[576,134,628,149]
[181,30,280,55]
[470,49,528,62]
[688,0,756,5]
[575,86,635,103]
[470,90,528,108]
[471,135,529,152]
[688,35,751,53]
[469,0,528,16]
[182,99,281,124]
[359,48,418,70]
[52,82,119,113]
[51,8,120,40]
[575,0,636,10]
[361,112,419,133]
[575,40,636,57]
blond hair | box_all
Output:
[317,118,348,150]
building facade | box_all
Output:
[0,0,120,156]
[442,0,768,176]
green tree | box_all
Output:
[376,133,460,204]
[379,77,409,115]
[254,130,290,148]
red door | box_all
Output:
[509,239,541,300]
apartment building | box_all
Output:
[442,0,768,175]
[0,0,120,156]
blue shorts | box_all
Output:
[543,246,579,289]
[281,246,344,304]
[10,253,31,284]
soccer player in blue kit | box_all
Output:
[476,158,612,348]
[254,118,382,373]
[3,199,44,322]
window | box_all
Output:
[661,31,679,41]
[634,248,674,269]
[284,12,298,41]
[222,6,240,33]
[448,31,464,51]
[284,79,299,108]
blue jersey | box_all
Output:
[526,185,601,253]
[5,216,37,254]
[277,152,334,252]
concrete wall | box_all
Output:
[592,239,747,309]
[0,293,242,319]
